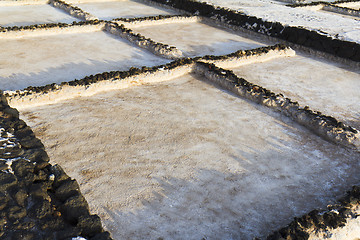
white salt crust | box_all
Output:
[20,73,360,240]
[0,2,78,27]
[0,28,169,91]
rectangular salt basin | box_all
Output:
[0,30,169,90]
[20,73,360,239]
[0,3,78,27]
[131,20,268,57]
[229,54,360,130]
[68,0,179,20]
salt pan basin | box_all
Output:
[0,3,78,27]
[131,20,268,57]
[0,30,169,90]
[228,54,360,130]
[69,0,179,20]
[21,73,360,239]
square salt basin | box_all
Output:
[130,20,268,57]
[67,0,179,20]
[228,54,360,130]
[0,3,78,27]
[0,30,169,90]
[20,73,360,239]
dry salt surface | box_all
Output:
[0,30,169,90]
[228,53,360,130]
[0,3,78,27]
[67,0,179,20]
[20,73,360,239]
[200,0,360,43]
[130,20,268,57]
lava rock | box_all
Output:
[11,159,34,178]
[60,193,90,223]
[29,199,52,219]
[90,231,112,240]
[0,172,17,192]
[55,179,80,202]
[77,215,103,237]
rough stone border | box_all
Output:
[267,186,360,239]
[104,22,183,59]
[0,93,112,239]
[288,1,360,18]
[148,0,360,62]
[195,61,360,150]
[3,44,293,105]
[5,58,196,108]
[0,20,104,37]
[113,14,199,27]
[200,43,296,68]
[112,13,193,23]
[49,0,98,21]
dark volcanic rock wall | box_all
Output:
[0,92,111,240]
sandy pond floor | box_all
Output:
[69,0,179,20]
[20,73,360,240]
[228,53,360,130]
[0,30,169,90]
[0,3,78,27]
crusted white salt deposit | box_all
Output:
[0,30,169,90]
[0,3,78,27]
[21,74,360,239]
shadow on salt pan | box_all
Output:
[103,139,360,240]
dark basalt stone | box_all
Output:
[11,159,34,179]
[0,171,17,192]
[90,231,112,240]
[60,193,90,223]
[29,200,52,219]
[77,214,103,237]
[55,179,80,202]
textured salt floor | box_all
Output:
[0,3,78,27]
[69,0,179,20]
[21,74,360,240]
[131,21,268,57]
[229,53,360,130]
[200,0,360,43]
[0,30,169,90]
